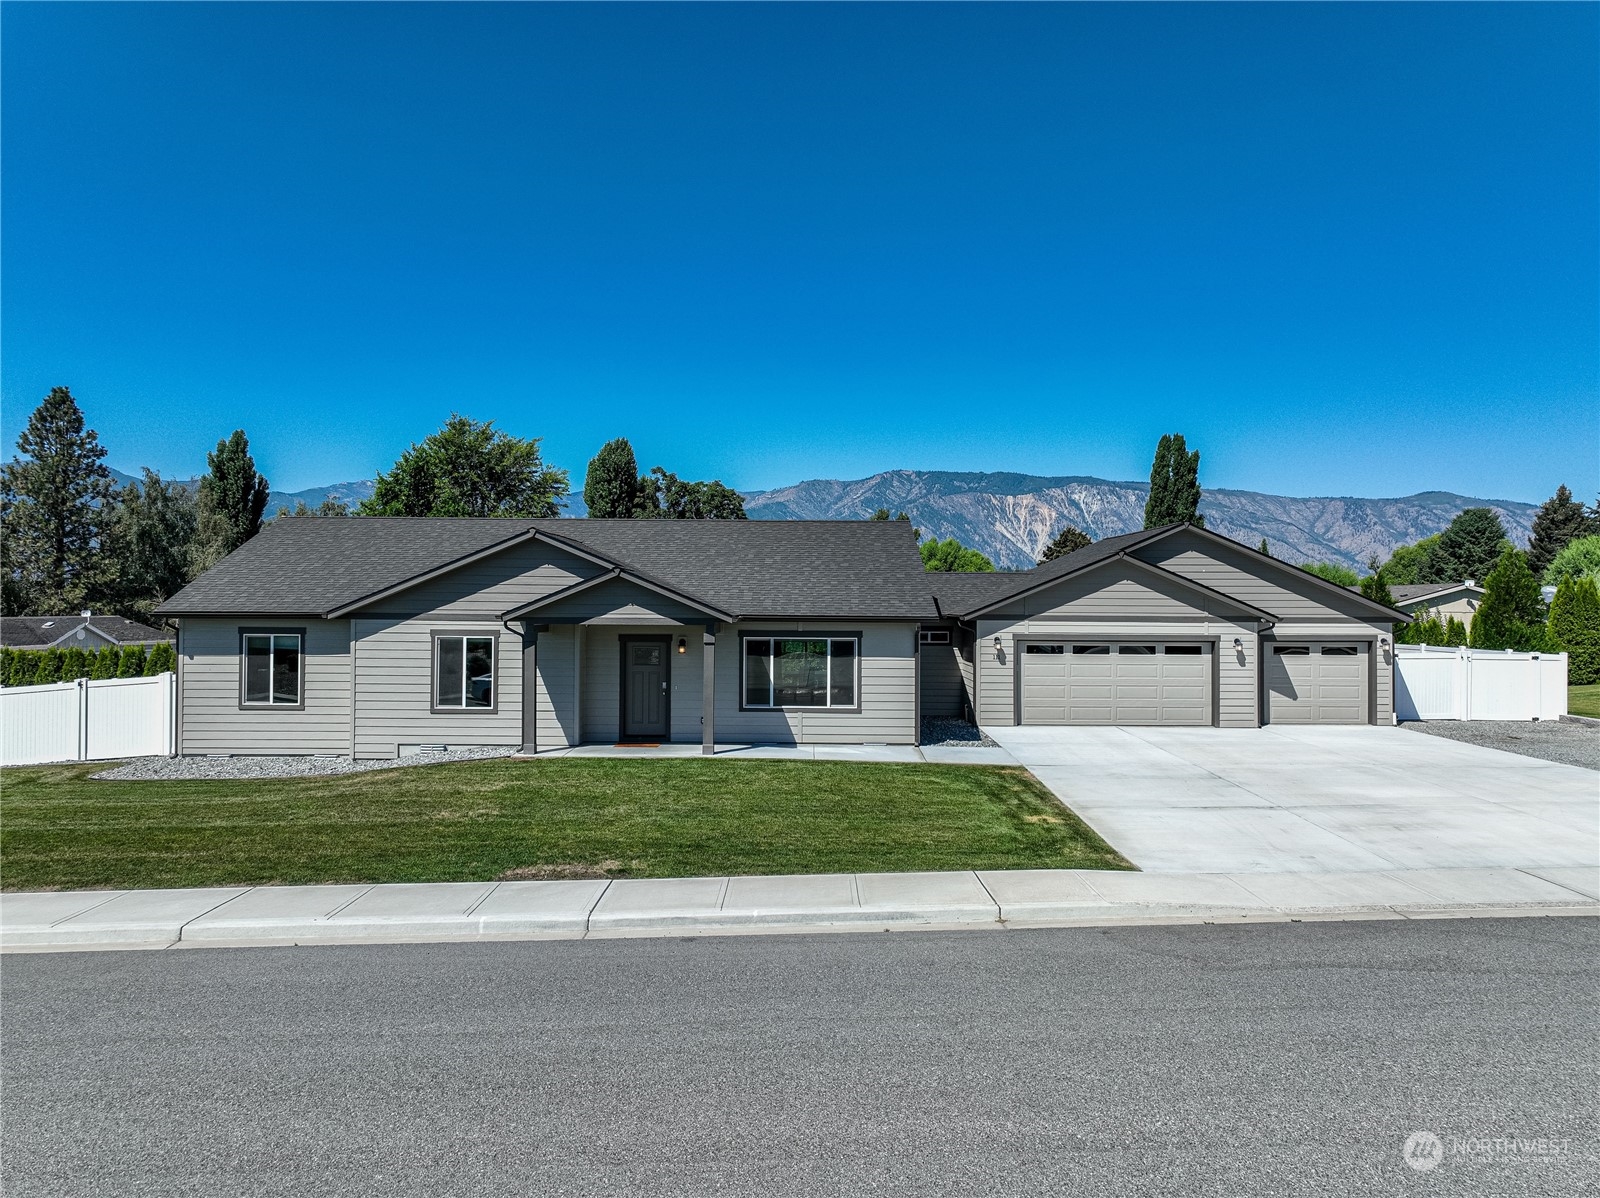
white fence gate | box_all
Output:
[1394,647,1568,722]
[0,673,176,766]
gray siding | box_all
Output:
[362,540,599,618]
[177,617,351,755]
[920,640,967,718]
[712,622,917,745]
[984,560,1253,622]
[1134,530,1384,625]
[534,623,578,749]
[535,578,715,626]
[351,617,521,757]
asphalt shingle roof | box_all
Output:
[156,518,938,621]
[0,615,172,648]
[932,526,1167,617]
[1389,582,1481,603]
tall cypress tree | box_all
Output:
[1527,485,1587,578]
[193,430,270,572]
[583,438,642,518]
[0,386,116,613]
[1468,546,1545,651]
[1143,433,1204,528]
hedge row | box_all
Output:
[0,643,177,688]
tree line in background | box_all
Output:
[1,642,176,688]
[581,437,746,520]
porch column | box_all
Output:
[702,622,717,755]
[520,623,541,754]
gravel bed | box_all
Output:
[1401,719,1598,771]
[920,717,997,747]
[94,746,517,781]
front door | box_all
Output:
[620,637,670,740]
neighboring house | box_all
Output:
[1386,581,1485,625]
[0,613,173,651]
[157,518,1408,758]
[924,524,1407,728]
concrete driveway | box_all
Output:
[986,724,1599,874]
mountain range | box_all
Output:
[107,467,1537,572]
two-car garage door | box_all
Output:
[1020,642,1212,725]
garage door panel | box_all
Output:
[1022,641,1213,726]
[1267,643,1368,725]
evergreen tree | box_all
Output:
[1400,611,1446,646]
[1443,616,1468,647]
[91,646,118,679]
[1527,485,1587,578]
[1359,569,1395,607]
[1542,535,1600,587]
[1040,525,1092,563]
[193,430,270,572]
[276,497,350,518]
[116,645,148,678]
[99,470,199,623]
[146,642,178,675]
[1258,539,1271,557]
[920,537,995,572]
[8,650,38,687]
[1143,433,1204,528]
[61,646,89,679]
[583,438,642,518]
[0,386,117,613]
[1427,508,1509,585]
[34,648,64,684]
[360,415,567,519]
[1548,576,1600,684]
[1468,547,1545,650]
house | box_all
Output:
[1386,580,1484,625]
[0,613,173,651]
[156,518,1407,757]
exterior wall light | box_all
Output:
[1233,638,1243,651]
[677,637,687,655]
[993,636,1002,652]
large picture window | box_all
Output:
[743,637,857,709]
[242,633,302,706]
[434,634,496,710]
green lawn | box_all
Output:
[0,758,1132,891]
[1569,685,1600,719]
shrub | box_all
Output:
[1469,547,1546,651]
[1548,576,1600,685]
[33,648,64,684]
[1543,535,1600,587]
[145,642,177,675]
[117,646,148,678]
[60,646,90,680]
[1443,616,1468,647]
[90,646,119,679]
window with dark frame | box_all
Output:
[742,637,857,708]
[435,634,495,709]
[242,633,301,705]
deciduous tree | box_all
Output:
[583,438,643,518]
[99,470,198,623]
[921,537,995,572]
[359,415,568,518]
[1542,535,1600,587]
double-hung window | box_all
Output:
[743,637,857,709]
[434,634,496,710]
[242,632,302,706]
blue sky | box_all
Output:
[3,3,1595,502]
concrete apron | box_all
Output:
[3,866,1596,953]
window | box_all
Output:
[1273,645,1310,656]
[742,637,857,708]
[434,634,495,709]
[1118,645,1157,655]
[242,633,301,706]
[919,629,951,645]
[1164,645,1204,655]
[1072,645,1110,655]
[1026,644,1065,655]
[1321,645,1359,656]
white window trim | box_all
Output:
[741,635,860,711]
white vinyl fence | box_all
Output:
[0,673,175,766]
[1394,647,1568,722]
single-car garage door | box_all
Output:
[1021,642,1212,725]
[1266,642,1368,724]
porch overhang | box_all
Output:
[500,568,734,624]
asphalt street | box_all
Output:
[3,918,1596,1197]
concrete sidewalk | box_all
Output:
[4,865,1595,952]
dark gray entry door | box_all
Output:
[621,639,670,740]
